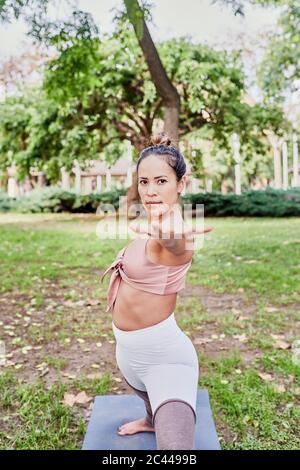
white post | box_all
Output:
[96,175,102,192]
[126,140,133,188]
[7,164,19,198]
[232,133,241,195]
[190,140,199,194]
[106,168,111,191]
[74,161,81,194]
[61,167,70,190]
[273,141,282,189]
[83,177,93,195]
[206,178,213,192]
[282,139,288,190]
[7,177,18,198]
[292,133,299,187]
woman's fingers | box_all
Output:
[193,226,214,234]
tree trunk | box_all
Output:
[124,0,180,218]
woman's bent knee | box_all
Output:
[154,400,196,450]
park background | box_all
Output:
[0,0,299,450]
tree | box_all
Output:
[0,28,286,185]
[123,0,180,145]
[0,0,289,203]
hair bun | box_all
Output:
[149,132,172,147]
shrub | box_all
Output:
[1,186,300,216]
[0,186,126,214]
[182,187,300,217]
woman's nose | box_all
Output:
[146,185,157,196]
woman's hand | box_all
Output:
[129,203,214,254]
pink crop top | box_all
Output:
[100,235,192,313]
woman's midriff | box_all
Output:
[112,278,177,331]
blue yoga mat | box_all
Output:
[82,388,221,450]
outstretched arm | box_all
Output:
[129,203,214,256]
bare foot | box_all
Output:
[117,417,155,435]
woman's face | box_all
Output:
[137,154,186,218]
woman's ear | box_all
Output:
[178,175,186,194]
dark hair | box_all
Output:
[136,132,186,182]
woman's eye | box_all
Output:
[139,179,167,185]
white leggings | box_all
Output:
[112,312,199,427]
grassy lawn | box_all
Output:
[0,213,299,449]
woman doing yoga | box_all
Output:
[101,132,214,450]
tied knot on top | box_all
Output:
[114,259,123,271]
[100,250,125,283]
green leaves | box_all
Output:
[0,3,289,186]
[257,0,300,102]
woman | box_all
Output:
[101,133,214,450]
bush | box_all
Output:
[71,188,126,213]
[0,191,14,212]
[182,187,300,217]
[1,186,300,216]
[0,186,126,214]
[6,186,76,213]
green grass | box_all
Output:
[0,213,299,449]
[191,217,300,305]
[199,351,300,450]
[0,370,83,449]
[0,227,117,294]
[0,368,114,450]
[1,214,299,304]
